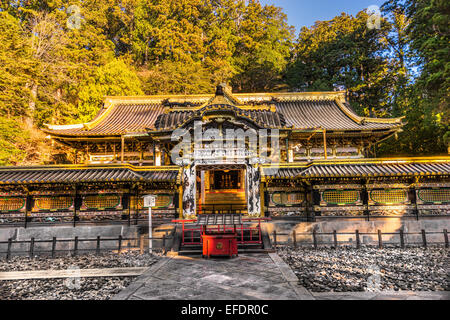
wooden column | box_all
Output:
[362,181,370,220]
[260,182,265,217]
[178,185,184,219]
[73,184,78,228]
[24,191,30,229]
[323,129,328,159]
[134,186,140,225]
[139,142,143,166]
[413,185,420,220]
[121,136,125,164]
[128,185,132,226]
[200,170,205,214]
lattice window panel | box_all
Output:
[418,189,450,203]
[370,189,407,204]
[272,193,304,205]
[130,197,144,209]
[131,195,173,209]
[155,195,172,207]
[323,190,359,205]
[0,197,25,211]
[85,195,120,209]
[35,197,73,210]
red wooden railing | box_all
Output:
[172,217,270,247]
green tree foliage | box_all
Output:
[129,0,294,93]
[405,0,449,110]
[231,1,295,92]
[404,0,449,151]
[77,58,143,122]
[377,0,448,155]
[139,60,213,95]
[0,118,29,166]
[286,1,448,156]
[285,11,395,117]
[0,0,448,164]
[0,12,36,118]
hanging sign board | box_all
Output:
[143,195,156,208]
[142,195,157,254]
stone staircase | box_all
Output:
[198,191,247,214]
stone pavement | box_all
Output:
[0,267,148,281]
[112,252,449,301]
[112,253,314,300]
[313,291,450,300]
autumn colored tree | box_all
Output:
[0,12,36,119]
[77,58,143,122]
[0,0,448,164]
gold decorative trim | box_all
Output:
[262,156,450,168]
[0,164,181,172]
[334,99,404,125]
[84,99,116,130]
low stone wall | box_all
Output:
[266,217,450,246]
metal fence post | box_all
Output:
[378,230,382,249]
[140,234,145,255]
[273,231,277,248]
[421,230,427,248]
[96,236,101,255]
[118,235,122,254]
[73,236,78,256]
[333,230,337,249]
[355,230,360,249]
[313,230,317,249]
[162,234,166,254]
[399,230,405,249]
[6,238,12,260]
[293,230,297,248]
[51,237,57,258]
[444,229,448,249]
[29,238,35,258]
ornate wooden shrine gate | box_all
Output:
[0,85,449,227]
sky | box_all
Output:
[259,0,386,33]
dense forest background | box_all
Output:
[0,0,448,165]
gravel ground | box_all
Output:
[0,277,135,300]
[0,251,162,272]
[0,251,161,300]
[278,246,449,293]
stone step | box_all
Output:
[177,248,270,256]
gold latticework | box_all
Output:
[323,190,359,205]
[36,197,73,210]
[155,195,172,207]
[272,193,304,205]
[85,195,119,209]
[0,197,25,211]
[130,197,144,209]
[418,189,450,203]
[370,189,407,204]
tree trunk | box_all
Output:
[25,82,38,129]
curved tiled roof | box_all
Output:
[0,166,180,185]
[44,90,402,137]
[45,103,165,136]
[276,100,397,131]
[263,160,450,179]
[154,104,287,130]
